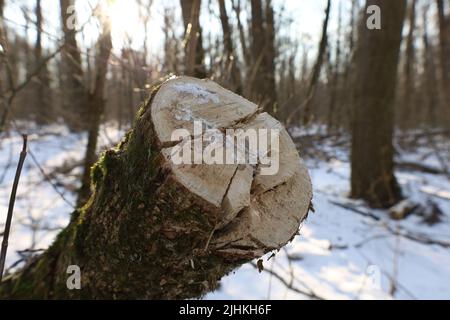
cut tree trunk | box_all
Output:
[0,76,312,299]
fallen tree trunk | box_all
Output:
[0,76,312,299]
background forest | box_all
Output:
[1,0,450,299]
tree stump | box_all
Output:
[0,76,312,299]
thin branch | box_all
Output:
[329,199,450,248]
[250,262,325,300]
[0,134,28,281]
[0,43,64,133]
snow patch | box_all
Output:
[173,83,220,104]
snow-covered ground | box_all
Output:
[1,123,449,300]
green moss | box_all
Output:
[91,158,106,187]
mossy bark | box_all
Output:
[0,86,241,299]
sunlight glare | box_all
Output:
[106,0,144,47]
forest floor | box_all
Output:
[1,123,449,300]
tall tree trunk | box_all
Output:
[59,0,88,130]
[34,0,52,124]
[0,0,4,35]
[77,21,113,207]
[181,0,206,78]
[162,8,179,75]
[350,0,406,208]
[0,0,7,131]
[0,77,312,299]
[218,0,242,94]
[249,0,264,105]
[422,6,439,126]
[249,0,277,114]
[231,0,250,68]
[0,0,16,134]
[264,0,277,114]
[0,0,6,76]
[401,0,416,129]
[436,0,450,125]
[327,1,342,131]
[340,0,359,131]
[286,0,331,126]
[300,44,308,83]
[348,0,358,55]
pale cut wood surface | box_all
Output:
[152,76,312,258]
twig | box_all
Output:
[387,225,450,248]
[395,161,446,175]
[0,45,64,133]
[28,149,76,209]
[329,200,381,221]
[0,134,27,281]
[7,114,76,209]
[329,199,450,248]
[250,262,325,300]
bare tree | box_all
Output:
[436,0,450,124]
[422,5,439,126]
[218,0,242,94]
[231,0,250,67]
[0,0,4,38]
[351,0,406,208]
[181,0,206,77]
[327,1,342,131]
[286,0,331,126]
[265,0,277,113]
[33,0,52,124]
[77,13,113,207]
[249,0,277,113]
[0,0,8,132]
[401,0,416,129]
[339,0,360,130]
[59,0,87,130]
[162,7,180,75]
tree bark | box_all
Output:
[350,0,406,208]
[59,0,88,130]
[77,20,113,207]
[422,6,439,126]
[264,0,277,114]
[327,1,342,131]
[249,0,277,114]
[339,0,359,131]
[436,0,450,125]
[0,0,6,131]
[218,0,242,95]
[286,0,331,126]
[0,0,4,38]
[162,8,180,75]
[231,0,250,68]
[34,0,52,124]
[181,0,206,78]
[0,77,312,299]
[401,0,416,129]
